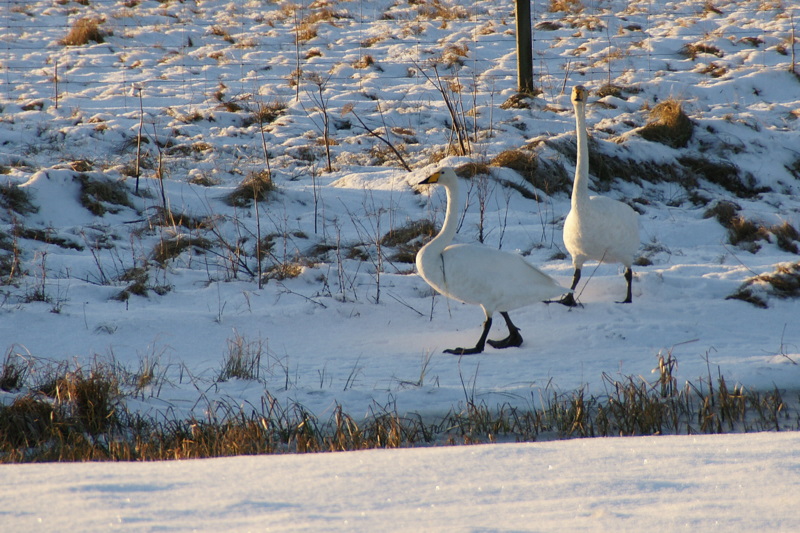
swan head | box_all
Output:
[572,85,588,104]
[418,166,458,186]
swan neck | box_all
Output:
[572,101,590,206]
[430,180,459,251]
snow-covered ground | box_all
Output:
[2,0,800,529]
[4,432,799,531]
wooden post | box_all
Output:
[791,12,797,74]
[515,0,534,93]
[54,60,59,109]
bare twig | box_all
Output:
[418,64,471,156]
[343,103,412,171]
[276,282,328,308]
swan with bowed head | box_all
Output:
[416,167,568,355]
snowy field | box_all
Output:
[2,0,800,529]
[3,432,800,531]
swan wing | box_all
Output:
[564,195,640,265]
[439,244,566,312]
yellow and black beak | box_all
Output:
[572,85,587,103]
[418,171,441,186]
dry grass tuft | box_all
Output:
[547,136,686,191]
[380,219,436,263]
[703,1,723,15]
[303,7,347,25]
[721,215,800,254]
[499,92,539,109]
[61,18,106,46]
[0,183,38,215]
[263,262,304,281]
[217,332,265,382]
[680,42,724,60]
[224,170,276,207]
[70,160,93,172]
[454,161,491,178]
[55,365,121,435]
[728,262,800,308]
[703,200,741,228]
[698,62,728,78]
[16,226,83,251]
[293,8,349,44]
[596,84,640,100]
[0,352,797,462]
[678,156,768,198]
[209,25,235,44]
[360,34,387,48]
[536,20,563,31]
[352,54,377,69]
[1,349,29,392]
[295,24,318,43]
[727,216,770,253]
[77,174,133,216]
[415,0,470,21]
[596,84,624,99]
[639,99,693,148]
[0,361,128,460]
[244,99,288,128]
[0,243,21,283]
[772,221,800,253]
[491,149,570,197]
[188,173,220,187]
[786,156,800,179]
[146,207,211,230]
[548,0,584,14]
[0,396,57,449]
[114,266,150,300]
[152,236,212,265]
[438,42,469,68]
[492,149,537,175]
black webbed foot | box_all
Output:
[487,330,523,349]
[444,318,491,355]
[548,293,580,307]
[444,346,484,355]
[486,312,524,349]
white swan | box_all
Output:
[562,85,640,305]
[416,167,567,355]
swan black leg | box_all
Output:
[617,267,633,304]
[570,268,582,291]
[558,268,581,307]
[445,317,491,355]
[487,312,523,349]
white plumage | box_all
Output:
[416,167,567,355]
[562,85,640,305]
